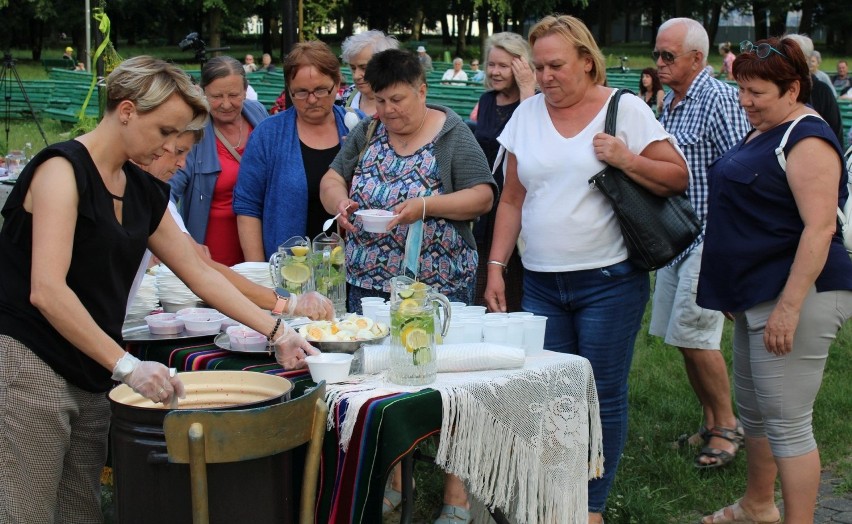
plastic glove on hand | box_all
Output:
[292,291,334,320]
[274,325,320,370]
[124,361,184,404]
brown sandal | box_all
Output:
[694,426,743,469]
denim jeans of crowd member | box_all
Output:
[521,261,650,513]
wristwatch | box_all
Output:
[111,352,140,382]
[271,287,291,316]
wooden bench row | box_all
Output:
[6,74,99,123]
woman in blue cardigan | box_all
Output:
[234,41,363,260]
[169,56,269,266]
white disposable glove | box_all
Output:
[291,291,334,320]
[117,355,186,404]
[273,324,320,370]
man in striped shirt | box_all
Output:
[649,17,751,469]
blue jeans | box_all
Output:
[522,261,649,513]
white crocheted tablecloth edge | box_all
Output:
[324,350,603,524]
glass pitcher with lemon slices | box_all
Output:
[312,232,346,317]
[387,276,451,386]
[268,236,314,299]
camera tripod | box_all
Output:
[0,53,48,150]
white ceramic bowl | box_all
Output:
[354,209,397,233]
[181,313,226,336]
[305,353,353,384]
[226,326,268,352]
[144,313,185,335]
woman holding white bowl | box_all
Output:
[319,48,496,314]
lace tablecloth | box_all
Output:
[325,351,602,524]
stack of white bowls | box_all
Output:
[155,265,201,312]
[230,261,275,288]
[126,273,159,319]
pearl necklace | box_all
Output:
[396,108,429,149]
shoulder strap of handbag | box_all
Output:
[774,113,852,252]
[212,125,242,163]
[358,118,380,164]
[603,89,628,136]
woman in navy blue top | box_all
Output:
[697,38,852,524]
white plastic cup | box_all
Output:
[484,312,509,322]
[461,318,483,343]
[374,304,391,328]
[361,302,380,320]
[449,301,467,309]
[505,318,525,348]
[441,321,465,345]
[508,311,534,318]
[360,297,386,304]
[483,320,508,345]
[458,305,486,317]
[523,315,548,355]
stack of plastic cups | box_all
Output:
[374,303,391,329]
[455,305,486,344]
[360,297,386,319]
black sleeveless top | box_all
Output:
[0,140,169,392]
[474,90,520,183]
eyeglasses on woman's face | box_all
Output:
[651,49,697,65]
[289,86,335,100]
[739,40,788,60]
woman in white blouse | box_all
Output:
[484,14,688,524]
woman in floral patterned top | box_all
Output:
[321,48,496,312]
[320,45,496,524]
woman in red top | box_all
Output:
[168,56,270,266]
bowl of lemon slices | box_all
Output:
[298,314,389,353]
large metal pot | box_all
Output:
[108,371,295,524]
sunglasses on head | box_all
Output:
[651,49,697,64]
[739,40,788,60]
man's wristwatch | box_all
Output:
[271,287,291,316]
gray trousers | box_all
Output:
[733,287,852,457]
[0,335,109,524]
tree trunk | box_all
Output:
[340,0,354,38]
[478,0,490,56]
[29,18,44,61]
[456,13,468,57]
[752,1,768,40]
[650,0,662,48]
[707,2,722,46]
[491,10,503,34]
[413,7,424,41]
[208,7,223,50]
[770,10,786,37]
[598,0,612,46]
[440,15,451,45]
[798,0,814,35]
[262,14,272,54]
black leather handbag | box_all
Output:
[588,89,701,271]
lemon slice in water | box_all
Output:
[402,326,430,352]
[281,262,311,284]
[290,245,309,257]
